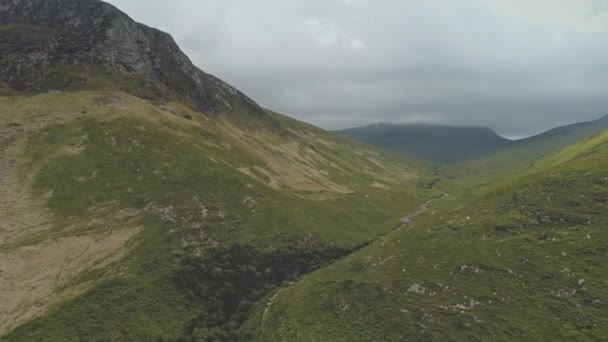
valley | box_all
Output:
[1,0,607,341]
[245,130,608,341]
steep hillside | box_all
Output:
[0,93,434,341]
[246,129,608,340]
[0,0,262,116]
[0,1,435,340]
[335,123,512,164]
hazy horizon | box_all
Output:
[336,112,607,140]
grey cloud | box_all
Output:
[106,0,608,137]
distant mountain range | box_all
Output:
[335,124,512,163]
[334,114,608,163]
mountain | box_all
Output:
[335,124,513,163]
[0,0,435,340]
[0,0,263,116]
[335,115,608,164]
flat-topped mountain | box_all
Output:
[335,123,512,163]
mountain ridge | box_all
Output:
[0,0,264,116]
[516,114,608,143]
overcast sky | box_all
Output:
[106,0,608,138]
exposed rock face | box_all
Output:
[0,0,264,115]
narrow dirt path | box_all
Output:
[399,192,448,226]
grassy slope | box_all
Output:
[0,91,435,340]
[247,129,608,340]
[440,118,608,191]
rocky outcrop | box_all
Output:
[0,0,264,115]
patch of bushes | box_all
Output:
[172,242,364,341]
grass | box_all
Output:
[20,114,430,246]
[0,91,436,340]
[245,129,608,341]
[4,88,606,341]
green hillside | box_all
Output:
[441,114,608,190]
[245,129,608,340]
[0,90,435,340]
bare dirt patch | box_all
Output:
[0,226,141,335]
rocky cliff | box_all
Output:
[0,0,264,115]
